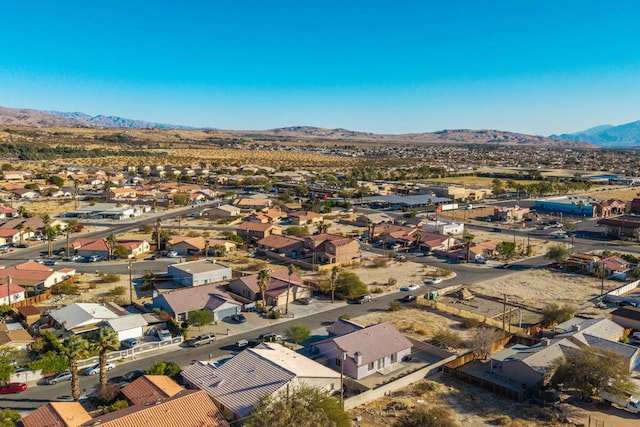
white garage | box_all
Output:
[106,314,148,342]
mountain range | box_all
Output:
[0,104,609,147]
[549,121,640,148]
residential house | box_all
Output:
[203,204,241,218]
[167,235,206,256]
[16,305,43,326]
[182,342,340,421]
[0,228,21,245]
[0,206,18,219]
[2,170,28,180]
[236,221,282,242]
[153,283,241,322]
[105,313,148,342]
[611,306,640,330]
[246,208,287,224]
[207,238,237,254]
[421,220,464,236]
[0,323,34,352]
[307,234,361,265]
[22,380,229,427]
[564,252,601,272]
[228,268,310,306]
[599,256,632,280]
[73,238,110,259]
[168,259,232,287]
[597,215,640,239]
[355,212,394,227]
[21,402,93,427]
[493,205,530,222]
[0,280,26,305]
[0,262,76,293]
[115,239,150,258]
[256,234,305,258]
[11,188,39,199]
[234,198,272,210]
[312,321,412,380]
[288,210,324,225]
[121,375,183,405]
[48,302,128,335]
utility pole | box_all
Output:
[128,257,133,304]
[502,294,507,333]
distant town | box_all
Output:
[1,127,640,427]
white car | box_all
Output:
[406,283,420,291]
[425,278,443,285]
[166,251,178,258]
[85,362,115,376]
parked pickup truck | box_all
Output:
[600,391,640,415]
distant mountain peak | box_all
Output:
[550,120,640,148]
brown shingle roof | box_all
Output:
[121,375,184,405]
[81,390,229,427]
[333,322,413,366]
[21,401,92,427]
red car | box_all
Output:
[0,382,27,394]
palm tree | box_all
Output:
[90,327,120,396]
[16,223,24,246]
[413,232,423,252]
[42,214,51,226]
[463,232,475,263]
[285,264,298,315]
[65,225,72,256]
[43,225,58,258]
[106,234,116,261]
[155,218,162,253]
[24,226,33,247]
[204,240,210,259]
[330,266,341,303]
[316,220,330,234]
[62,335,89,401]
[257,268,271,308]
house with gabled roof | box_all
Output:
[181,342,340,421]
[105,313,148,342]
[21,401,93,427]
[168,235,206,256]
[121,375,184,405]
[312,321,413,380]
[48,302,128,335]
[0,262,76,293]
[288,210,323,225]
[256,234,305,258]
[0,280,26,306]
[203,204,241,218]
[228,268,310,306]
[167,259,232,287]
[599,256,632,280]
[153,282,241,322]
[236,221,282,242]
[611,305,640,330]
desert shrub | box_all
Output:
[387,278,397,286]
[109,399,129,413]
[413,381,438,395]
[428,329,463,349]
[338,314,350,320]
[269,310,281,320]
[107,286,126,297]
[371,287,384,294]
[541,303,575,326]
[372,257,389,268]
[51,282,79,295]
[147,361,181,380]
[388,301,402,312]
[140,224,153,233]
[99,273,120,283]
[495,415,512,426]
[394,407,457,427]
[462,318,481,329]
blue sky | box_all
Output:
[2,1,640,135]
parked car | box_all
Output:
[400,283,420,291]
[0,382,27,394]
[120,338,138,349]
[491,227,503,233]
[498,263,512,269]
[425,278,443,285]
[85,362,115,376]
[475,258,489,264]
[188,333,216,347]
[43,259,58,266]
[348,295,372,304]
[547,262,563,270]
[87,255,101,262]
[230,313,247,323]
[166,251,178,258]
[15,243,29,249]
[296,297,313,305]
[148,328,172,341]
[46,370,72,385]
[259,332,282,342]
[235,339,260,350]
[122,369,146,382]
[403,295,418,303]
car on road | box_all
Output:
[46,370,72,385]
[230,313,247,323]
[425,278,443,285]
[15,243,29,249]
[43,259,58,266]
[87,255,102,262]
[259,332,283,342]
[296,297,313,305]
[166,251,178,258]
[120,338,138,349]
[402,294,418,303]
[348,294,372,304]
[491,227,503,233]
[400,284,420,291]
[551,233,568,239]
[475,258,490,264]
[498,263,513,269]
[85,362,115,376]
[0,382,27,394]
[188,333,216,347]
[547,262,563,270]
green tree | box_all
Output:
[0,348,19,381]
[146,361,181,380]
[496,241,516,259]
[112,244,130,259]
[541,303,575,326]
[330,265,341,303]
[106,234,117,261]
[545,245,569,262]
[462,231,475,263]
[550,348,635,399]
[172,192,190,206]
[89,327,120,396]
[187,309,213,330]
[285,225,310,236]
[49,175,65,187]
[285,323,311,345]
[247,385,350,427]
[0,408,21,427]
[0,305,12,317]
[285,264,298,315]
[62,335,89,401]
[335,271,368,300]
[394,407,457,427]
[258,268,271,307]
[43,225,59,258]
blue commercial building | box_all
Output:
[534,197,596,217]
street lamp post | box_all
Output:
[128,257,133,304]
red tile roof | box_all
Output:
[121,375,184,405]
[21,401,92,427]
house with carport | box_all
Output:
[167,235,206,256]
[152,283,241,322]
[228,268,310,306]
[105,313,148,342]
